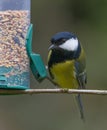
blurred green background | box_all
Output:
[1,0,107,129]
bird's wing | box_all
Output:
[75,60,87,89]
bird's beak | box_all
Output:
[48,44,58,50]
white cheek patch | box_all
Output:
[59,38,78,51]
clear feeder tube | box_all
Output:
[0,0,30,89]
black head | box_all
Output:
[48,32,81,66]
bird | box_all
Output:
[47,32,87,120]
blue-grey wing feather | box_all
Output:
[75,61,87,89]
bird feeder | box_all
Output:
[0,0,47,89]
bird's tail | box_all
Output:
[75,94,85,121]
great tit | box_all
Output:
[47,32,87,120]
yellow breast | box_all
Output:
[50,60,79,89]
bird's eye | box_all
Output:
[61,39,67,42]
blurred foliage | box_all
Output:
[0,0,107,130]
[67,0,107,28]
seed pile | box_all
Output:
[0,10,30,76]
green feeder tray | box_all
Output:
[26,24,47,82]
